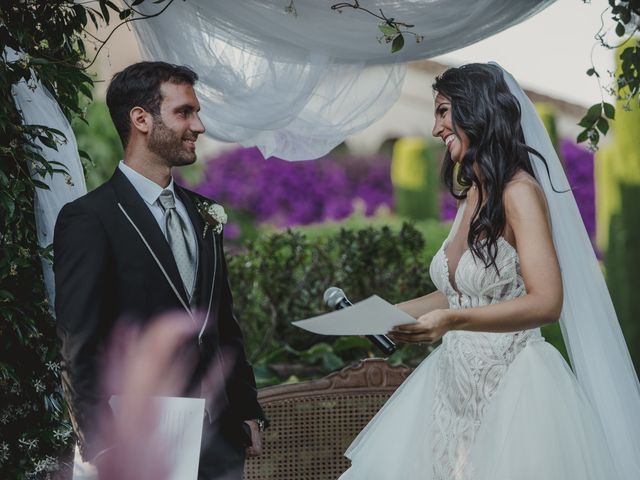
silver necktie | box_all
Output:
[158,190,197,300]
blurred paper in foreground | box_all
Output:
[72,397,205,480]
[292,295,416,335]
[110,396,205,480]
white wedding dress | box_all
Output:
[339,205,618,479]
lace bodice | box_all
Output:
[431,236,525,309]
[428,233,543,479]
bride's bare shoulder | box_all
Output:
[503,171,550,222]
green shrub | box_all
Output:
[535,103,560,155]
[391,138,442,220]
[597,42,640,372]
[276,212,451,260]
[72,100,123,191]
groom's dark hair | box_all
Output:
[106,61,198,147]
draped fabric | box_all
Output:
[131,0,554,160]
[5,47,87,310]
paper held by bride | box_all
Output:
[292,295,416,336]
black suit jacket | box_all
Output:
[54,168,264,461]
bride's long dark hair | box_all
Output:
[433,63,551,271]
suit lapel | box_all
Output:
[199,229,218,341]
[109,169,191,307]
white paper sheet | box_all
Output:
[292,295,416,335]
[109,396,205,480]
[72,444,98,480]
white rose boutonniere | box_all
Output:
[197,200,227,237]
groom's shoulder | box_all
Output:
[59,180,116,218]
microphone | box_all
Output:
[323,287,397,356]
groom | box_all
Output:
[54,61,265,479]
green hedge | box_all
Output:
[390,138,443,220]
[599,41,640,372]
[72,100,122,191]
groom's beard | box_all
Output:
[148,116,198,167]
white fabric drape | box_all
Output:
[131,0,553,160]
[499,63,640,479]
[5,47,87,310]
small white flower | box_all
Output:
[198,201,227,237]
[17,52,31,69]
[10,380,20,394]
[0,441,9,463]
[53,425,72,442]
[45,361,60,374]
[18,437,38,451]
[32,378,45,393]
[207,204,227,233]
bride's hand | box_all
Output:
[389,309,452,344]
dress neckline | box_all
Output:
[441,236,517,295]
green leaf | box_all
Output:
[577,129,590,144]
[87,9,100,30]
[578,116,596,129]
[29,57,50,65]
[321,352,344,371]
[585,103,602,121]
[301,342,333,359]
[37,135,59,150]
[391,34,405,53]
[603,102,615,120]
[132,0,145,5]
[620,8,631,24]
[378,23,398,36]
[99,0,110,23]
[48,161,68,170]
[78,82,93,100]
[74,4,88,26]
[333,336,371,352]
[619,45,636,65]
[32,179,51,190]
[586,67,599,78]
[596,117,609,135]
[615,22,626,37]
[0,290,15,301]
[105,0,121,11]
[119,9,132,20]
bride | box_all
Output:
[339,63,640,479]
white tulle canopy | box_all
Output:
[131,0,554,160]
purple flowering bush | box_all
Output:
[440,191,457,222]
[438,140,596,242]
[194,147,393,230]
[560,140,596,240]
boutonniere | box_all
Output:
[196,200,227,237]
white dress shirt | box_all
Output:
[118,161,197,242]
